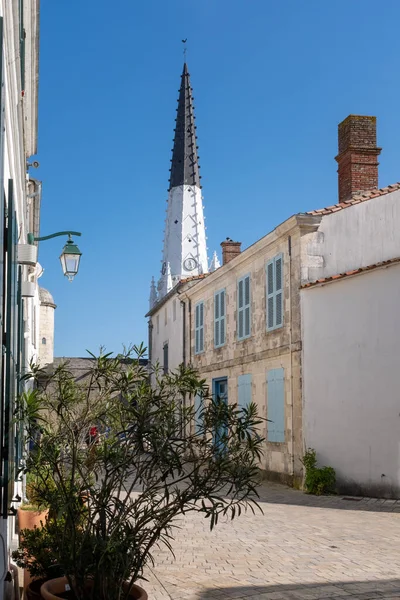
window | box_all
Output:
[156,315,159,334]
[237,275,251,340]
[163,342,169,374]
[237,374,252,411]
[266,254,283,331]
[214,289,226,348]
[42,337,46,345]
[164,307,167,326]
[267,368,285,442]
[195,301,204,354]
[173,299,177,321]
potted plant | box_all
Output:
[12,522,65,600]
[17,345,264,600]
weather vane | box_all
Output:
[182,38,187,61]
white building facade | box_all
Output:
[0,1,52,593]
[301,115,400,498]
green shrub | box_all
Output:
[301,448,336,495]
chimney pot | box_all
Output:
[335,115,382,203]
[220,239,241,265]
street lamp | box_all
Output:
[27,230,82,282]
[59,235,82,281]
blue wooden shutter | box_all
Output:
[214,290,226,348]
[163,342,169,374]
[237,278,244,339]
[3,181,18,515]
[194,393,203,434]
[195,301,204,353]
[267,368,285,442]
[238,374,252,411]
[214,291,220,347]
[266,259,274,330]
[220,290,225,345]
[275,255,283,327]
[244,275,250,337]
[266,254,283,331]
[238,276,250,340]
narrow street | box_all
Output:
[144,482,400,600]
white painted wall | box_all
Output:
[303,190,400,283]
[150,292,184,374]
[302,264,400,498]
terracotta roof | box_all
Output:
[301,256,400,289]
[181,273,209,283]
[307,183,400,216]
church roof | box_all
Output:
[169,63,201,191]
[39,286,56,308]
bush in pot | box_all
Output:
[12,522,65,600]
[17,345,264,600]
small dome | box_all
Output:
[39,286,56,308]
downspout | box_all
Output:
[288,235,295,480]
[181,300,186,367]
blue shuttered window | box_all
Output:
[267,368,285,442]
[238,374,252,411]
[195,301,204,354]
[266,254,283,331]
[194,393,203,434]
[214,289,226,348]
[237,274,251,340]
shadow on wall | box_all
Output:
[196,579,400,600]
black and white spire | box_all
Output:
[151,62,209,304]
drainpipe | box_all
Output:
[288,236,295,481]
[180,300,186,367]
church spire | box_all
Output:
[169,63,201,191]
[158,63,209,298]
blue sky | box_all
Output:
[36,0,400,357]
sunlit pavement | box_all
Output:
[142,482,400,600]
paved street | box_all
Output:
[143,482,400,600]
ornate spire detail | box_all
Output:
[169,63,200,191]
[149,276,157,309]
[165,262,173,294]
[157,63,209,301]
[209,251,221,272]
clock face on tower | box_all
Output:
[183,257,197,272]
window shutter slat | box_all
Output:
[275,257,282,291]
[244,306,250,337]
[215,292,220,319]
[267,261,274,295]
[275,292,282,326]
[238,308,244,339]
[215,319,220,347]
[244,276,250,305]
[220,316,225,345]
[238,279,243,309]
[220,291,225,317]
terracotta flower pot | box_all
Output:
[25,578,47,600]
[17,507,48,533]
[40,577,148,600]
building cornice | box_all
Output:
[180,213,321,295]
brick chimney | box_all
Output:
[335,115,381,203]
[221,238,241,265]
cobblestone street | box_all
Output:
[143,482,400,600]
